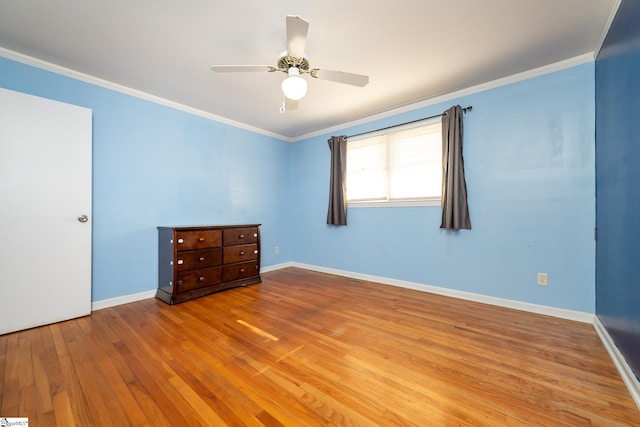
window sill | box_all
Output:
[347,198,441,208]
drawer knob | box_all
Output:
[177,238,184,243]
[199,237,205,242]
[177,260,183,265]
[254,250,259,254]
[177,280,183,286]
[240,268,245,273]
[253,233,257,237]
[240,251,245,255]
[239,234,245,238]
[199,276,205,282]
[199,257,205,261]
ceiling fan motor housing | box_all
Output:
[277,53,309,72]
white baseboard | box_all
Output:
[91,289,157,311]
[593,317,640,410]
[90,263,594,323]
[261,261,295,273]
[287,262,594,323]
[90,263,295,311]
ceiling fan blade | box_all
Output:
[286,15,309,58]
[312,69,370,87]
[285,98,299,111]
[211,65,273,73]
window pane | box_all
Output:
[388,124,441,199]
[390,135,426,198]
[346,120,442,203]
[347,137,387,200]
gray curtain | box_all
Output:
[441,105,471,230]
[327,135,348,225]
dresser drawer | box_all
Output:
[223,244,258,264]
[176,248,222,271]
[223,227,258,245]
[176,229,222,250]
[176,267,223,292]
[223,261,260,282]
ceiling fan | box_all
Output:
[211,15,369,111]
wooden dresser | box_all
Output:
[156,224,261,304]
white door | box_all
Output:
[0,88,92,335]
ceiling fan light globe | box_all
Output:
[282,67,307,100]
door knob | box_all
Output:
[77,214,88,223]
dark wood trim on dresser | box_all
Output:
[156,224,261,304]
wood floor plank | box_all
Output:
[17,331,35,394]
[109,324,195,426]
[58,319,121,426]
[31,353,54,415]
[52,390,76,427]
[1,267,639,426]
[79,310,152,427]
[1,333,19,416]
[49,322,96,426]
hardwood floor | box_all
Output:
[1,267,639,426]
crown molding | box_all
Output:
[0,47,293,142]
[1,46,593,145]
[293,52,595,142]
[594,0,623,60]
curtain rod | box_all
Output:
[346,106,472,139]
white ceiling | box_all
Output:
[0,0,618,141]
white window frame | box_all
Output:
[347,117,442,208]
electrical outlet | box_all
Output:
[275,246,280,254]
[537,272,548,286]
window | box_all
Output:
[346,118,442,207]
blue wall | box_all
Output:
[291,64,596,313]
[0,56,292,301]
[1,55,597,314]
[595,0,640,377]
